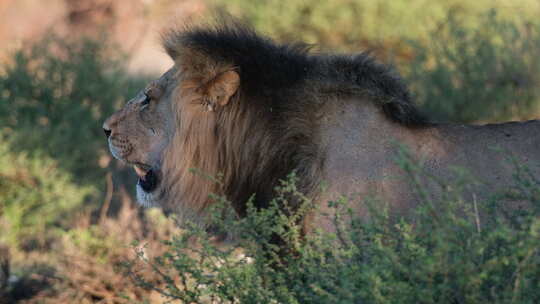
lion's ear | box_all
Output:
[205,70,240,108]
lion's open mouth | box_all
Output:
[134,165,158,192]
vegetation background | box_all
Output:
[0,0,539,303]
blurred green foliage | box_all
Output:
[407,11,540,123]
[0,36,148,184]
[0,139,93,249]
[212,0,539,54]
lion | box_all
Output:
[103,21,540,231]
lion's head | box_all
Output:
[102,67,177,205]
[103,21,427,224]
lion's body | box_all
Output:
[317,98,540,230]
[103,21,540,230]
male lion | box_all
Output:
[103,22,540,231]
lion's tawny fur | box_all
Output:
[104,20,540,229]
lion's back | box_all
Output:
[316,98,540,227]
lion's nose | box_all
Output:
[103,127,112,139]
[103,109,124,139]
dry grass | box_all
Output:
[5,193,182,304]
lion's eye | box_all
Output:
[141,93,151,107]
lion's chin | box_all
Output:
[136,183,159,207]
[133,165,161,207]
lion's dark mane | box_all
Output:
[161,21,428,216]
[164,22,428,125]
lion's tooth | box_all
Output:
[134,165,148,179]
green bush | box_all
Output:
[0,137,93,250]
[407,11,540,123]
[125,155,540,303]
